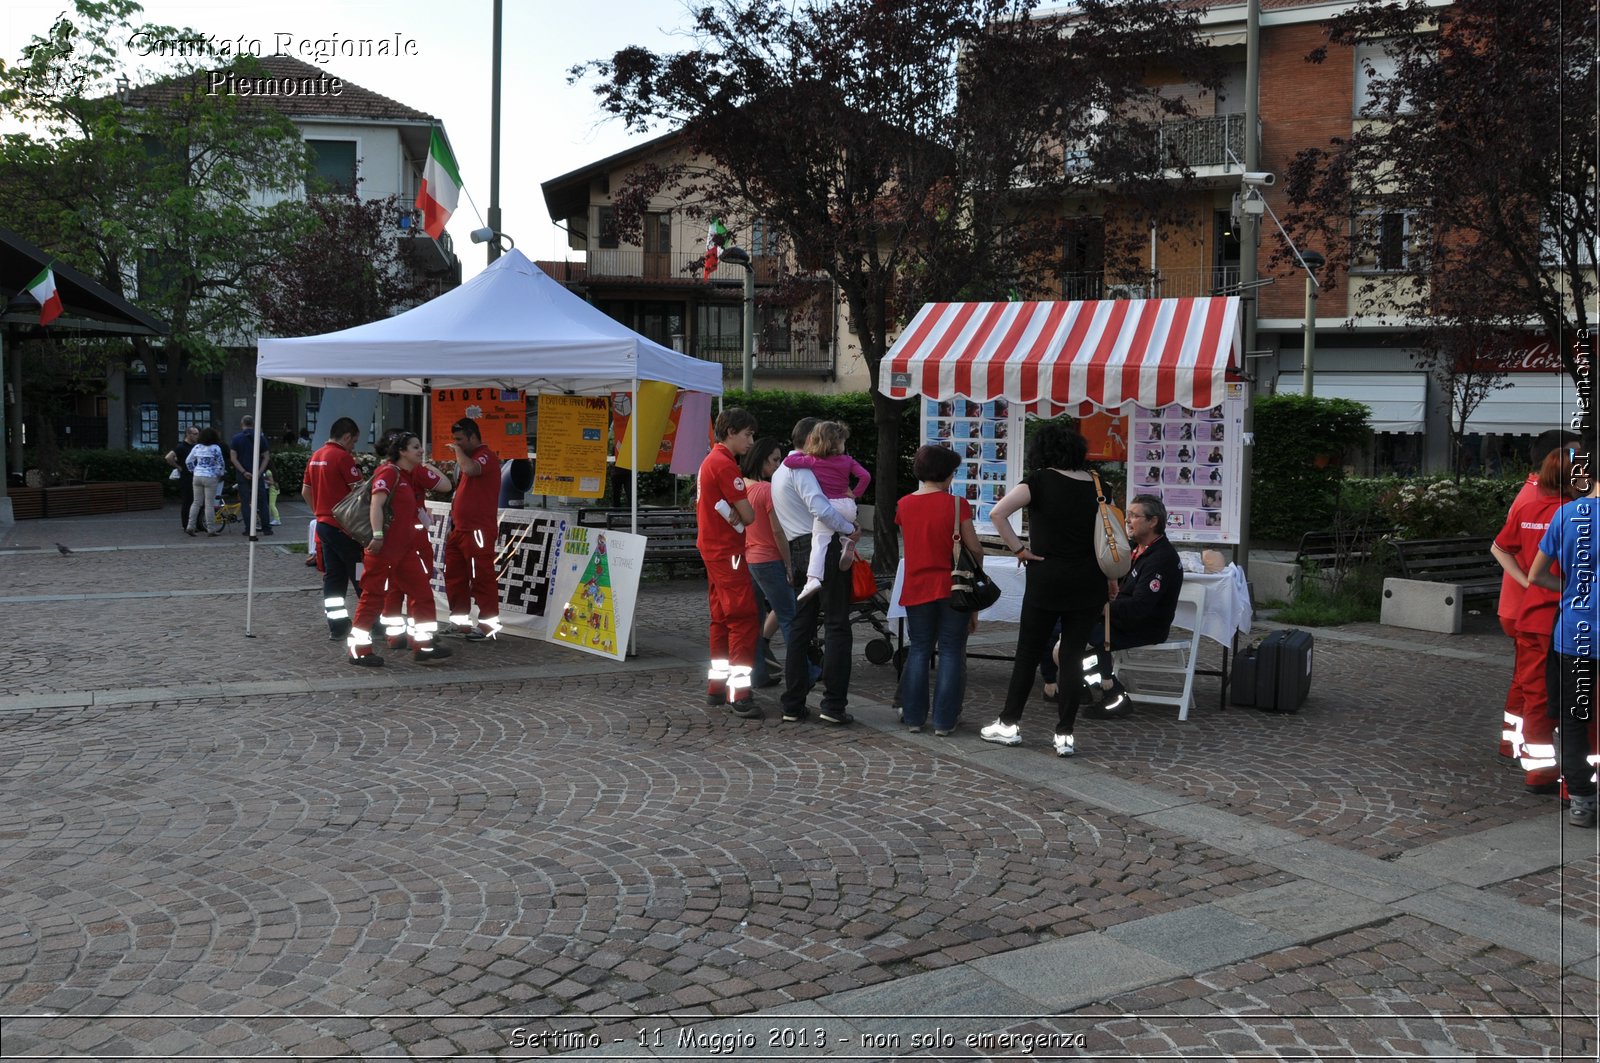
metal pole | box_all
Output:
[0,329,9,521]
[1236,0,1261,572]
[245,375,265,636]
[1302,274,1316,397]
[487,0,503,265]
[741,266,755,395]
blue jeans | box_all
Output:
[901,598,970,732]
[749,559,798,686]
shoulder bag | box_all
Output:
[948,495,1002,613]
[332,476,393,546]
[1091,470,1133,579]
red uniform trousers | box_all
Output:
[381,543,436,639]
[445,525,500,626]
[352,552,436,655]
[704,554,759,703]
[1510,629,1559,786]
[1499,615,1520,757]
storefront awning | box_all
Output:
[1463,375,1584,434]
[1277,373,1426,433]
[880,297,1242,413]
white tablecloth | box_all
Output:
[887,558,1250,647]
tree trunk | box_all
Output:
[870,387,904,573]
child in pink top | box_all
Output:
[784,421,872,600]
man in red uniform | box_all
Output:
[300,417,365,641]
[443,417,504,640]
[697,408,761,717]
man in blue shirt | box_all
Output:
[229,415,273,537]
[1528,474,1600,829]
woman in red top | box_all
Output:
[741,438,796,688]
[1491,447,1582,789]
[896,445,983,735]
[347,433,452,667]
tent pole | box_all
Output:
[245,375,264,637]
[628,374,639,658]
[421,380,431,459]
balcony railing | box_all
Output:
[1063,113,1258,177]
[587,249,784,285]
[1060,267,1242,301]
[694,336,833,377]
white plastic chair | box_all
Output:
[1113,580,1207,721]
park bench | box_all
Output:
[34,482,165,518]
[575,507,702,577]
[1380,534,1499,634]
[1294,526,1397,571]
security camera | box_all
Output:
[469,226,496,244]
[1240,171,1276,187]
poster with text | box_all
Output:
[1127,384,1246,544]
[533,394,610,498]
[545,523,646,661]
[424,503,570,640]
[430,388,526,462]
[921,397,1022,534]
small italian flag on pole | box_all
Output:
[28,265,63,326]
[416,127,461,240]
[702,218,728,280]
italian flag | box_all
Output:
[702,218,729,280]
[416,128,461,240]
[27,266,62,326]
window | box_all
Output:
[597,206,619,249]
[137,403,212,449]
[644,212,671,254]
[306,139,358,194]
[751,217,778,258]
[1352,209,1419,273]
[1354,40,1413,116]
[758,306,790,352]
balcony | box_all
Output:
[586,249,784,285]
[396,207,457,275]
[694,336,834,377]
[1159,113,1255,172]
[1061,267,1242,301]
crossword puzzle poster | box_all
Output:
[424,503,572,641]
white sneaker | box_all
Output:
[1053,733,1076,758]
[796,578,823,601]
[980,720,1021,746]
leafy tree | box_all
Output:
[1283,0,1598,418]
[0,0,312,449]
[575,0,1219,563]
[254,189,436,338]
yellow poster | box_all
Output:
[430,388,526,462]
[532,394,610,498]
[615,380,679,470]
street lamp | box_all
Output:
[1298,250,1326,397]
[718,246,756,394]
[469,226,515,257]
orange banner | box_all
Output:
[430,388,526,462]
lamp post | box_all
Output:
[469,227,515,258]
[719,246,756,394]
[1299,250,1326,397]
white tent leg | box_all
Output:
[628,374,639,658]
[245,375,264,637]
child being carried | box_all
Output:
[784,420,871,601]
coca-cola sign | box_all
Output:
[1468,336,1583,373]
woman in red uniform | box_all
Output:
[347,433,452,667]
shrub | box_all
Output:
[1250,394,1372,539]
[58,449,176,494]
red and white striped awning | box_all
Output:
[880,296,1242,413]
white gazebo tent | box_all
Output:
[247,248,723,633]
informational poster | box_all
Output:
[429,388,526,462]
[533,394,610,498]
[613,380,680,470]
[424,502,570,640]
[1127,383,1246,544]
[921,397,1021,533]
[1079,408,1130,463]
[545,523,646,661]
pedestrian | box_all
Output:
[896,445,981,736]
[981,422,1106,757]
[696,408,762,717]
[784,421,872,602]
[183,428,227,536]
[741,437,795,689]
[228,415,272,536]
[1491,444,1582,792]
[301,416,365,641]
[166,425,199,532]
[380,432,453,650]
[346,432,452,667]
[771,416,861,725]
[443,417,504,640]
[1526,455,1600,829]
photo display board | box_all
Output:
[920,397,1021,534]
[1126,382,1246,544]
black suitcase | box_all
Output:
[1230,629,1314,713]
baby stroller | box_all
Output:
[851,562,898,667]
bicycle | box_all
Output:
[205,486,243,535]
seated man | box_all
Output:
[1075,494,1184,715]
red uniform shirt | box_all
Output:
[1498,474,1540,621]
[696,443,748,558]
[369,463,420,560]
[450,443,502,531]
[897,491,972,607]
[1495,487,1564,635]
[306,442,363,524]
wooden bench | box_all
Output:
[1380,535,1499,634]
[41,482,166,518]
[576,507,703,576]
[7,487,44,520]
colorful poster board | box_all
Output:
[921,397,1021,533]
[1127,383,1246,544]
[545,523,646,661]
[613,380,680,470]
[533,394,610,498]
[429,388,525,462]
[424,502,572,640]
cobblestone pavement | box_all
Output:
[0,505,1596,1060]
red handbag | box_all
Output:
[850,557,878,601]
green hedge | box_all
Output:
[1339,474,1521,539]
[1249,394,1373,540]
[58,449,176,494]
